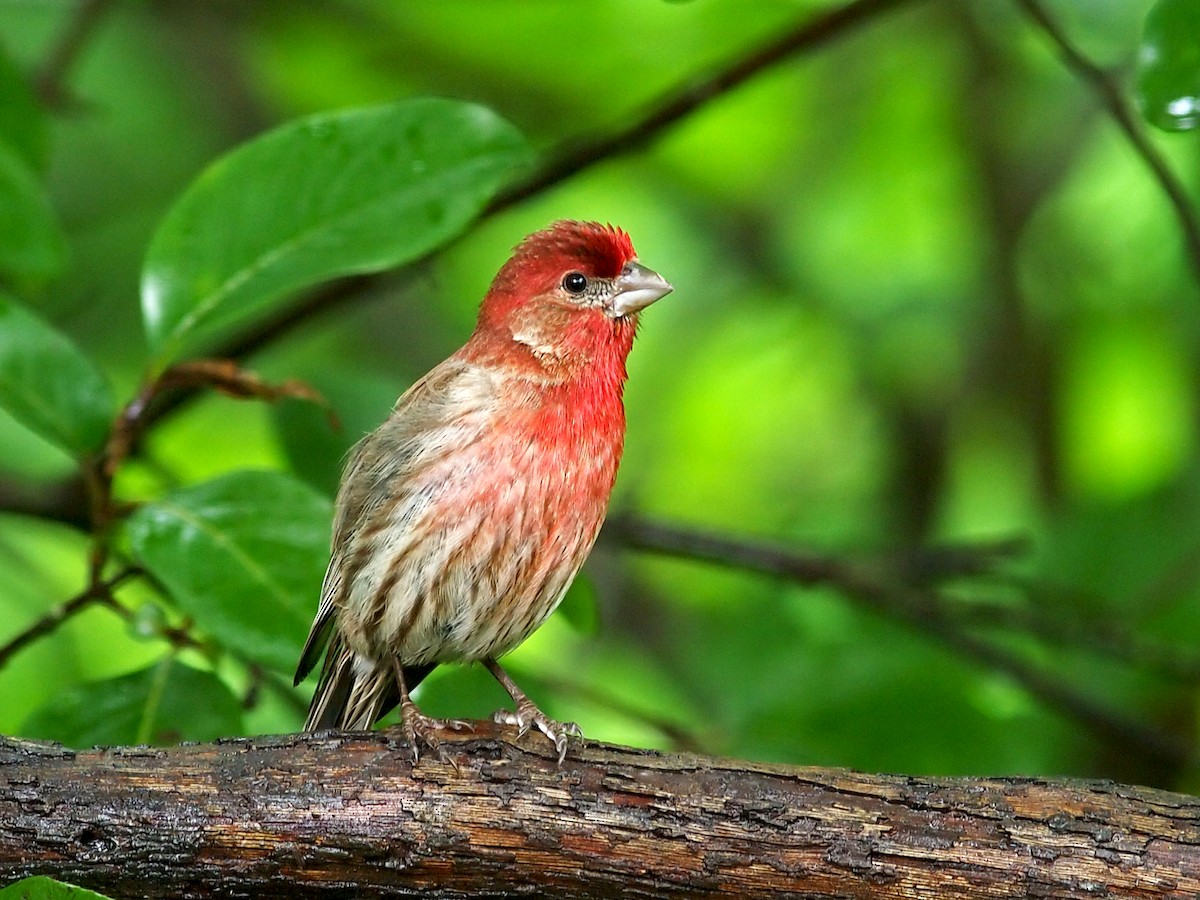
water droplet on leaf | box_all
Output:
[1136,0,1200,132]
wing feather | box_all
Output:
[296,357,499,725]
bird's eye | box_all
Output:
[562,272,589,295]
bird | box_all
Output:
[294,220,672,762]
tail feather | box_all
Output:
[302,634,436,731]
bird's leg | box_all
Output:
[391,658,470,763]
[484,658,580,764]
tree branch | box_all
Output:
[496,0,922,212]
[1012,0,1200,281]
[1,729,1196,898]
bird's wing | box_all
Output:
[293,357,498,684]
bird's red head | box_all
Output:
[470,221,672,373]
[497,220,636,292]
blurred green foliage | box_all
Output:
[1,0,1200,795]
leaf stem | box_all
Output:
[0,567,141,672]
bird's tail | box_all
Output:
[303,635,434,731]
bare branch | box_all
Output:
[103,359,333,481]
[956,587,1200,686]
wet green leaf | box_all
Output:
[0,292,114,457]
[21,659,243,748]
[125,470,331,671]
[0,877,113,900]
[141,98,531,367]
[1136,0,1200,131]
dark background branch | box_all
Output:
[0,568,139,672]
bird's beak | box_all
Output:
[610,261,673,317]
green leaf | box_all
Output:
[141,98,531,366]
[1137,0,1200,131]
[21,659,243,748]
[125,470,331,671]
[0,292,114,457]
[0,142,66,282]
[0,877,112,900]
[0,45,47,172]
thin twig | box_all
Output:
[103,359,332,480]
[1011,0,1200,281]
[605,516,1193,769]
[0,567,140,671]
[880,536,1030,583]
[34,0,118,108]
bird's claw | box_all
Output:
[400,706,473,764]
[492,699,579,764]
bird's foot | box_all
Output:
[492,698,581,764]
[399,698,472,764]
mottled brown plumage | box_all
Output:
[294,221,672,760]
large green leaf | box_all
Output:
[140,98,531,366]
[1137,0,1200,131]
[125,470,331,671]
[21,659,243,748]
[0,293,114,457]
[0,877,112,900]
[0,45,46,172]
[0,142,66,282]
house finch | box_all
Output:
[294,220,672,762]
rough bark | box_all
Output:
[0,725,1197,898]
